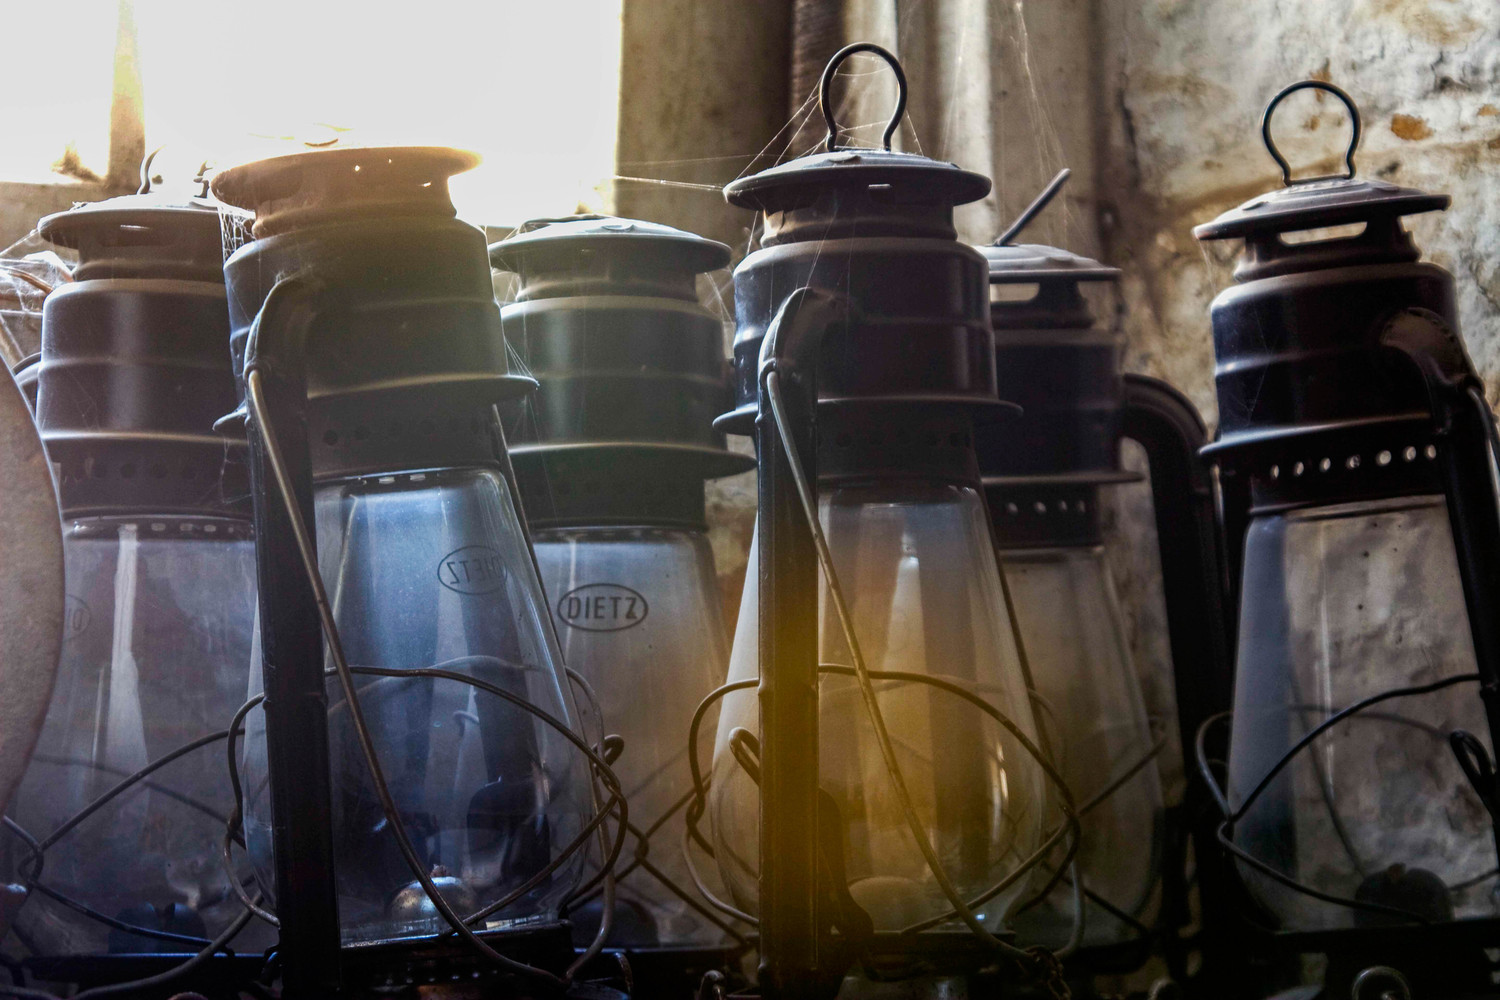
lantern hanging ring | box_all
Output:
[1261,79,1361,186]
[820,41,908,153]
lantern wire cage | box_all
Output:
[1194,386,1500,927]
[680,361,1105,995]
[0,376,632,1000]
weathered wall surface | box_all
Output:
[1097,0,1500,419]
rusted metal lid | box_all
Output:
[212,145,479,238]
[1194,80,1448,242]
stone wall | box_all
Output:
[1097,0,1500,418]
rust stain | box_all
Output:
[1128,71,1229,103]
[1362,0,1482,48]
[1480,104,1500,118]
[1488,135,1500,150]
[1391,114,1434,140]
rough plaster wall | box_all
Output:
[1098,0,1500,421]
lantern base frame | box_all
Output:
[24,953,264,995]
[573,944,749,999]
[1249,916,1500,999]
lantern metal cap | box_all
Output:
[1193,177,1449,242]
[39,151,223,250]
[1193,80,1448,241]
[494,214,749,527]
[212,145,479,239]
[724,42,989,213]
[489,215,730,276]
[980,243,1120,283]
[38,198,221,250]
[40,154,227,280]
[724,147,991,212]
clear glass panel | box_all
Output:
[533,526,730,947]
[1227,495,1496,931]
[710,483,1049,932]
[999,546,1164,949]
[5,516,269,957]
[243,466,590,945]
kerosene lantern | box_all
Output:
[1196,81,1500,997]
[211,147,615,996]
[488,216,751,991]
[2,171,270,985]
[975,172,1232,980]
[702,44,1070,1000]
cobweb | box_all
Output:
[0,231,74,370]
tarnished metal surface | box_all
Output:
[0,364,62,816]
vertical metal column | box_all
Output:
[755,290,838,999]
[1122,374,1239,994]
[245,361,344,996]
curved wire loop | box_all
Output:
[757,364,1085,982]
[1261,79,1361,185]
[680,664,1086,941]
[136,146,164,195]
[1194,672,1497,926]
[820,42,908,153]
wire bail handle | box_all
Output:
[820,42,909,153]
[1261,79,1362,186]
[137,146,164,195]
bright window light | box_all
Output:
[135,0,623,227]
[0,1,118,184]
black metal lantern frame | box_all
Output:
[677,45,1100,1000]
[975,169,1237,988]
[487,215,759,994]
[214,150,634,997]
[0,156,634,1000]
[0,160,272,1000]
[680,286,1083,999]
[1189,81,1500,996]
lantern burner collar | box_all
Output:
[211,145,479,238]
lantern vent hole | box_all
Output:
[1278,221,1367,246]
[991,282,1041,304]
